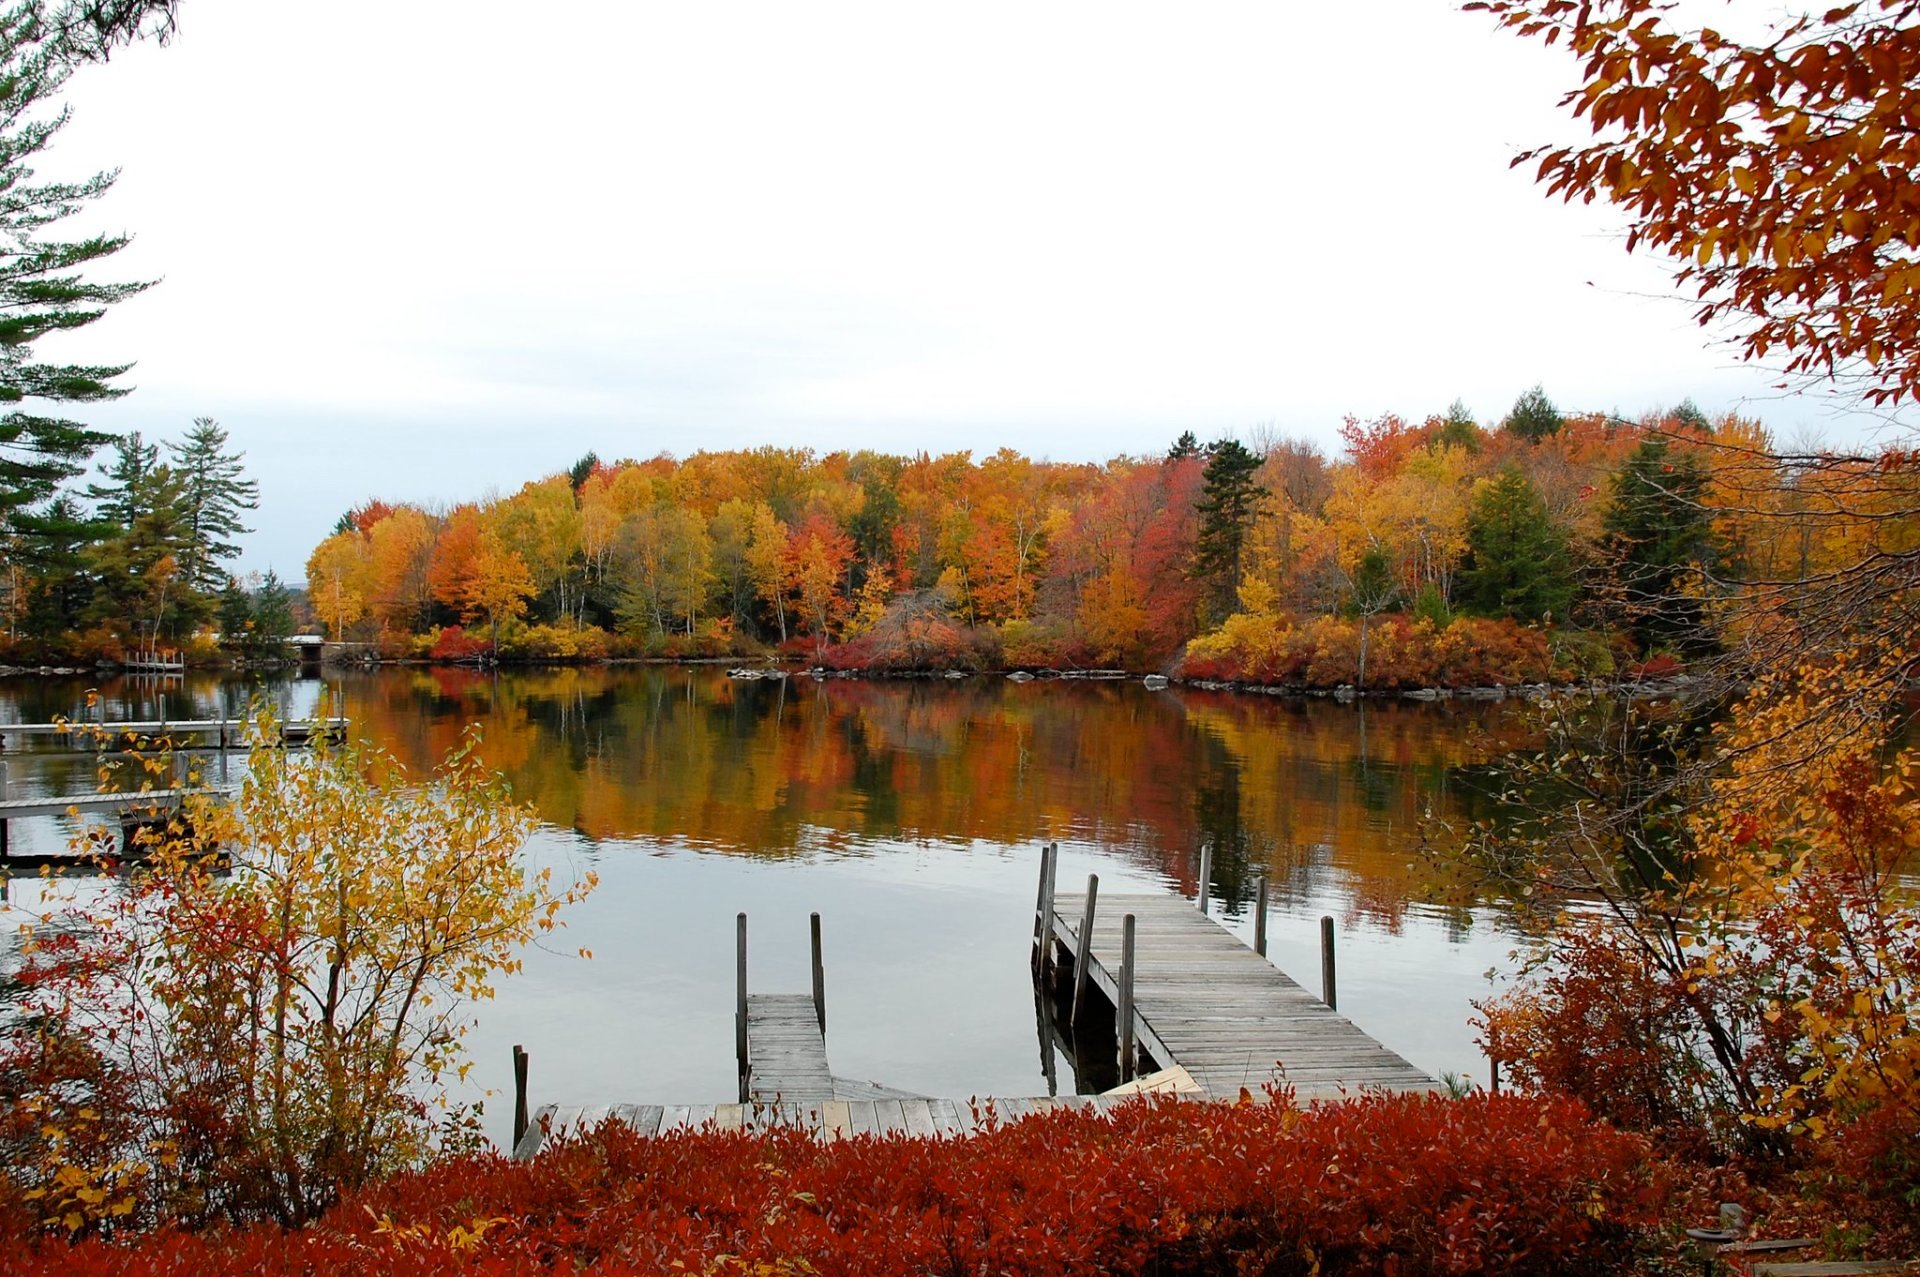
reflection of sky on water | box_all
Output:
[4,672,1534,1152]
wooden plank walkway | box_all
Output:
[745,994,835,1104]
[513,1094,1139,1158]
[1046,890,1435,1100]
[0,718,347,751]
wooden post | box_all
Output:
[810,911,826,1035]
[1117,913,1137,1082]
[1070,874,1099,1027]
[1030,842,1053,972]
[1320,915,1338,1010]
[1196,843,1211,915]
[512,1044,529,1150]
[158,694,166,731]
[1254,872,1269,957]
[1033,842,1058,980]
[736,912,749,1103]
[0,758,8,800]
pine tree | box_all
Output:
[1599,436,1721,656]
[1502,384,1563,441]
[85,461,196,645]
[0,5,152,536]
[84,430,158,524]
[1167,431,1201,461]
[169,416,258,593]
[1459,468,1575,621]
[253,567,294,644]
[1190,438,1266,620]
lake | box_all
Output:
[0,667,1536,1149]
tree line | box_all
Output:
[300,387,1808,685]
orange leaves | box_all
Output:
[1481,0,1920,404]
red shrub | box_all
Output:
[426,625,489,662]
[6,1093,1667,1274]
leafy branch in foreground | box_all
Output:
[0,707,595,1231]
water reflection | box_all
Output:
[2,669,1535,1146]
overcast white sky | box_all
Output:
[40,0,1868,580]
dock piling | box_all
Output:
[736,912,749,1103]
[1320,915,1338,1010]
[810,911,826,1035]
[512,1045,529,1150]
[1197,844,1211,915]
[1253,872,1269,957]
[1070,873,1099,1027]
[1032,842,1058,979]
[1117,913,1137,1082]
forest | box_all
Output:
[295,394,1890,688]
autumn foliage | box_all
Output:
[1471,0,1920,406]
[0,1094,1668,1274]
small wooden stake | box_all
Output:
[736,912,749,1102]
[1070,874,1099,1027]
[1117,913,1137,1082]
[512,1044,529,1150]
[1320,915,1338,1010]
[1254,872,1269,957]
[1197,843,1211,915]
[810,911,826,1035]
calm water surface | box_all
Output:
[1,668,1537,1148]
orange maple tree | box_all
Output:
[1471,0,1920,405]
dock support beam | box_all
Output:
[1253,872,1268,957]
[736,912,749,1102]
[1031,842,1057,978]
[1117,913,1137,1082]
[512,1045,529,1150]
[1070,874,1099,1027]
[1320,914,1338,1010]
[810,911,826,1035]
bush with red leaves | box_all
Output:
[4,1092,1667,1275]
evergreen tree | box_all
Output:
[84,429,158,525]
[1599,436,1721,656]
[1502,384,1564,441]
[8,489,94,636]
[567,450,599,492]
[1459,467,1575,621]
[0,5,152,536]
[169,416,258,593]
[1190,438,1266,620]
[1433,399,1482,452]
[217,574,254,645]
[253,567,294,644]
[85,461,197,645]
[1167,430,1201,461]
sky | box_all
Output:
[38,0,1873,580]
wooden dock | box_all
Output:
[1035,848,1435,1099]
[512,1093,1141,1158]
[507,851,1435,1162]
[0,717,348,752]
[744,995,834,1104]
[0,787,234,860]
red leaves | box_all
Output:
[3,1094,1666,1275]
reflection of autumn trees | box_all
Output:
[339,670,1528,920]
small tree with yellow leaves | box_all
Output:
[0,707,594,1231]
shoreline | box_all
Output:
[1,657,1697,703]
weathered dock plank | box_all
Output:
[1047,891,1435,1100]
[744,993,834,1104]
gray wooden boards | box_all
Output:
[511,1094,1141,1159]
[745,993,835,1105]
[1048,891,1436,1100]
